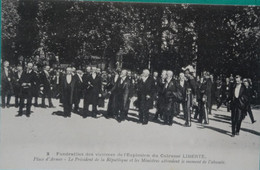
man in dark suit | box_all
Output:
[184,69,197,126]
[73,70,84,113]
[152,72,159,108]
[106,70,120,118]
[243,78,256,124]
[16,63,37,117]
[114,70,131,122]
[83,67,102,118]
[136,69,153,125]
[13,65,23,108]
[162,70,180,125]
[61,67,76,118]
[32,65,40,107]
[176,73,188,122]
[40,65,54,108]
[229,75,248,137]
[153,70,167,121]
[217,77,232,112]
[197,77,209,124]
[51,70,62,101]
[1,61,14,108]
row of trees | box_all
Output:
[2,0,260,79]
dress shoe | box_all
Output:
[231,134,235,137]
[235,132,239,136]
[252,120,256,124]
[26,114,30,117]
[15,114,22,117]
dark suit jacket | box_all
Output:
[19,70,37,97]
[61,75,76,104]
[40,71,52,93]
[113,77,131,111]
[83,74,102,105]
[13,71,23,93]
[161,79,179,115]
[136,77,153,109]
[73,74,84,101]
[230,84,248,120]
[1,67,13,91]
[176,80,187,103]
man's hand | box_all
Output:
[98,94,102,97]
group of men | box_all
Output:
[1,60,257,137]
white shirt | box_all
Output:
[142,76,148,83]
[77,74,83,82]
[56,75,59,84]
[180,80,185,88]
[66,75,72,84]
[114,74,119,83]
[234,84,241,98]
[18,71,22,79]
[44,70,49,78]
[120,77,126,84]
[165,78,172,88]
[4,67,8,77]
[92,73,96,79]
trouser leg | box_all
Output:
[15,96,19,107]
[1,90,6,107]
[19,97,25,115]
[26,97,32,116]
[248,106,255,123]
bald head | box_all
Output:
[86,66,91,73]
[27,63,33,70]
[3,61,9,67]
[161,70,167,79]
[120,69,127,78]
[142,69,150,78]
[167,70,173,78]
[66,67,72,75]
[179,72,185,80]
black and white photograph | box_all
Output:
[0,0,259,170]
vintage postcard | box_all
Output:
[0,0,259,170]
